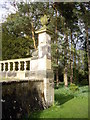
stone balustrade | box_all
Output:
[0,57,31,72]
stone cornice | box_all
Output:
[35,27,53,35]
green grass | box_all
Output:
[29,85,89,118]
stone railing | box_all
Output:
[0,57,31,72]
[0,57,31,80]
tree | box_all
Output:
[2,22,33,60]
[78,2,90,85]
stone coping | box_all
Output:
[0,57,31,63]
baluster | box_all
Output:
[8,62,10,71]
[13,62,15,71]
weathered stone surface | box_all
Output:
[0,70,53,81]
[32,49,38,57]
[7,72,16,77]
[38,32,51,58]
[2,81,45,119]
[28,70,53,80]
[38,45,51,59]
[30,59,38,71]
[30,57,51,71]
[43,78,54,106]
[0,71,6,77]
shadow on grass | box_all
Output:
[55,93,74,105]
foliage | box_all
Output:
[2,22,33,60]
[69,83,79,92]
[80,79,89,86]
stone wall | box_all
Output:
[2,81,44,119]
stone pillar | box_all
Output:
[35,27,54,106]
[30,15,54,107]
[18,61,21,71]
[13,62,15,71]
[8,62,10,71]
[24,61,27,71]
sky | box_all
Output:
[0,0,17,23]
[0,0,46,23]
[0,0,32,23]
[0,0,38,23]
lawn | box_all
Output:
[29,85,89,119]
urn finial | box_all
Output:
[40,15,48,27]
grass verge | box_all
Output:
[28,85,89,119]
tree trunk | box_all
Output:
[88,40,90,87]
[64,34,68,87]
[86,26,89,85]
[70,30,73,84]
[78,50,80,69]
[74,43,76,82]
[64,65,68,87]
[84,27,88,75]
[55,7,59,87]
[26,2,36,50]
[52,3,59,87]
[31,22,36,49]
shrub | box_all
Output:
[80,79,89,86]
[69,83,79,92]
